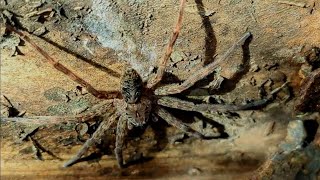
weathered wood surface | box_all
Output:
[0,119,286,179]
[1,0,320,179]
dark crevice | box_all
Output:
[303,120,319,147]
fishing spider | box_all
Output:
[5,0,287,168]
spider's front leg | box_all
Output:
[114,115,127,168]
[154,106,218,139]
[147,0,186,88]
[6,24,121,100]
[63,113,118,167]
[155,32,252,96]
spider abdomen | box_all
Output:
[120,68,143,104]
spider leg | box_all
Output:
[2,100,115,125]
[158,96,246,112]
[157,82,289,113]
[63,113,118,167]
[1,116,97,125]
[80,99,116,122]
[158,96,267,113]
[154,106,206,139]
[147,0,186,88]
[114,115,127,168]
[5,24,121,100]
[155,32,252,95]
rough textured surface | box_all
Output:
[254,119,320,180]
[295,68,320,112]
[1,0,320,179]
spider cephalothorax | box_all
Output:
[6,0,288,169]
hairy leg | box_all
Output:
[155,32,251,95]
[1,116,97,125]
[114,115,127,168]
[6,25,121,99]
[2,100,115,125]
[63,113,118,167]
[157,82,289,113]
[158,96,249,112]
[147,0,186,88]
[154,106,206,138]
[79,99,116,122]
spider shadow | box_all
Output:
[155,0,219,88]
[181,34,252,96]
[66,152,104,166]
[192,0,252,95]
[163,107,230,140]
[119,119,168,167]
[38,36,121,78]
[195,113,230,138]
[215,35,252,95]
[168,107,229,140]
[3,11,120,79]
[149,119,169,150]
[118,109,229,168]
[195,0,217,66]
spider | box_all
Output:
[4,0,288,168]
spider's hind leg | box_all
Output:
[157,81,290,114]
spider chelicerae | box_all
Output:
[4,0,288,168]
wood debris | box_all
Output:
[25,7,53,18]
